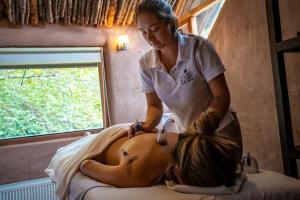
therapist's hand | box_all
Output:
[128,122,157,138]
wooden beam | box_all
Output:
[187,20,192,33]
[178,0,220,27]
[190,16,198,35]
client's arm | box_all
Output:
[80,159,143,187]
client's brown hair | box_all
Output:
[172,132,240,187]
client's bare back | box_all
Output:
[106,134,170,183]
[84,133,178,187]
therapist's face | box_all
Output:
[137,12,174,50]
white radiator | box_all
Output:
[0,178,58,200]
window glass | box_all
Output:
[196,0,225,38]
[0,50,104,139]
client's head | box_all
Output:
[170,132,240,187]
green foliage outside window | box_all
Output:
[0,67,103,139]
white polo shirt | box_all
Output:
[139,34,234,132]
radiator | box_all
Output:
[0,178,58,200]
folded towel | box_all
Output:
[165,173,247,195]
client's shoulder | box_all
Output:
[122,133,170,157]
[118,133,171,186]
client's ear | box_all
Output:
[173,164,183,184]
[174,164,181,175]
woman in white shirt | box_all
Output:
[128,0,242,160]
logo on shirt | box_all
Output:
[180,69,195,84]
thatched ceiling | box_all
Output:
[0,0,203,28]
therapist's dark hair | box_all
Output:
[136,0,179,37]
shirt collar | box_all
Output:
[177,33,190,63]
[148,33,190,69]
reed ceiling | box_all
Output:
[0,0,205,28]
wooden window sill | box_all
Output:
[0,128,104,146]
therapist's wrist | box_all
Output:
[143,121,158,132]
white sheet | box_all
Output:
[165,173,246,195]
[69,170,300,200]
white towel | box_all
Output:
[165,173,247,195]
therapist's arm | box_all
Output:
[144,91,163,130]
[207,73,230,120]
[128,91,163,137]
[186,73,230,134]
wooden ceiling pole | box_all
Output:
[190,16,198,34]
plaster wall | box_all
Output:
[102,27,150,125]
[209,0,300,172]
[0,138,79,183]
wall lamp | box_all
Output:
[117,35,129,51]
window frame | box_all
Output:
[178,0,224,36]
[0,47,109,146]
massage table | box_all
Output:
[68,170,300,200]
[45,123,300,200]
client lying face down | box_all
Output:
[80,128,240,188]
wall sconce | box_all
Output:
[117,35,129,51]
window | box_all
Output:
[0,48,106,140]
[196,0,225,38]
